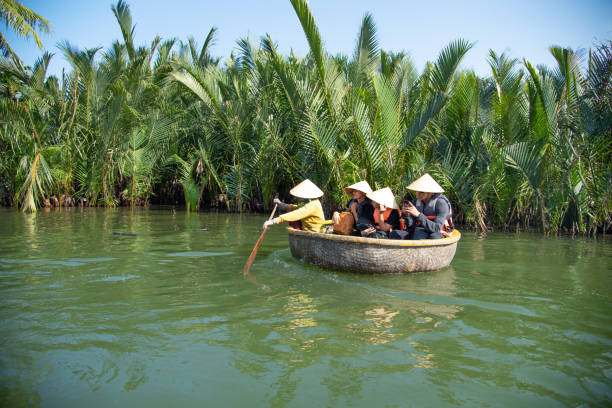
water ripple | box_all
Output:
[166,251,233,257]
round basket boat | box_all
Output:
[287,228,461,274]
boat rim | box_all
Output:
[286,228,461,247]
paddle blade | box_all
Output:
[243,204,278,276]
[243,228,268,275]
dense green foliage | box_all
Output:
[1,0,610,235]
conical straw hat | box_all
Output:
[289,179,323,199]
[344,180,373,195]
[406,173,444,193]
[366,187,399,209]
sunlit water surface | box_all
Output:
[0,208,610,407]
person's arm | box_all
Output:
[349,201,358,223]
[376,205,396,232]
[378,220,393,232]
[401,202,415,230]
[277,201,317,223]
[416,199,449,233]
[273,198,297,211]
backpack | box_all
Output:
[333,211,355,235]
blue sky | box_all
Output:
[5,0,612,78]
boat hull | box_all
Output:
[287,228,460,274]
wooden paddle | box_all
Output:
[243,204,278,276]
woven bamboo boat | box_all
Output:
[287,228,461,274]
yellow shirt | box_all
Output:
[278,199,326,232]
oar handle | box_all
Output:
[267,204,278,222]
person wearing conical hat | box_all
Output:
[331,180,375,235]
[397,173,453,240]
[361,187,402,239]
[263,179,326,233]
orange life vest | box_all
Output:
[373,208,403,231]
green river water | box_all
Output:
[0,208,610,407]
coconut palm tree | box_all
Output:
[0,52,60,211]
[0,0,51,63]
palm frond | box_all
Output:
[503,141,545,193]
[351,98,385,180]
[524,59,559,142]
[111,0,135,61]
[289,0,334,122]
[353,13,379,84]
[170,63,227,127]
[200,27,218,64]
[371,72,403,166]
[0,0,51,55]
[16,152,53,212]
[431,39,474,93]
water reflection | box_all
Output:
[470,235,485,262]
[361,307,399,345]
[230,262,464,405]
[21,213,39,254]
[333,267,463,374]
[409,341,436,369]
[285,293,318,330]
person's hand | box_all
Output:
[379,203,387,212]
[361,227,376,236]
[273,198,281,205]
[332,211,340,224]
[264,218,279,228]
[406,202,420,217]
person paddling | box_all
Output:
[400,173,453,240]
[263,179,326,233]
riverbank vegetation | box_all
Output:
[1,0,610,235]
